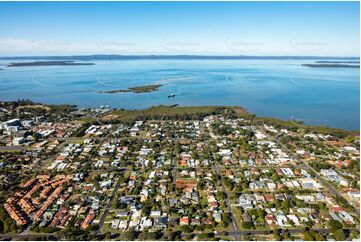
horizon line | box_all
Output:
[0,54,359,59]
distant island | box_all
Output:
[7,61,94,67]
[99,84,163,94]
[315,61,360,64]
[302,63,360,68]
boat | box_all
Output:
[168,93,175,98]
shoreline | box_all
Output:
[0,99,358,135]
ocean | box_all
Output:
[0,58,359,130]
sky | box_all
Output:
[0,1,359,56]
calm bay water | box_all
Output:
[0,59,359,130]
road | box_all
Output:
[269,132,359,214]
[224,227,359,237]
[172,161,177,185]
[0,233,54,240]
[48,136,143,142]
[180,227,359,239]
[213,162,241,241]
[1,227,359,240]
[299,161,359,212]
[97,176,122,233]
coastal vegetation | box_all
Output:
[104,105,234,123]
[99,84,162,94]
[102,104,358,137]
[3,100,357,137]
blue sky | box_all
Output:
[0,1,359,56]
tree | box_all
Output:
[175,233,189,241]
[221,221,229,228]
[142,205,151,216]
[118,231,138,241]
[55,226,86,240]
[216,191,227,201]
[198,232,214,240]
[327,220,343,231]
[105,232,112,240]
[180,225,193,233]
[313,232,326,241]
[242,221,253,229]
[333,229,347,241]
[0,207,17,233]
[282,229,291,240]
[256,216,266,227]
[195,224,206,231]
[317,202,327,210]
[223,178,234,190]
[138,232,161,241]
[168,231,182,241]
[273,229,283,241]
[348,160,358,170]
[303,231,315,241]
[32,132,42,142]
[222,213,232,224]
[257,209,266,218]
[281,200,290,214]
[350,230,359,239]
[117,202,127,209]
[248,209,258,217]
